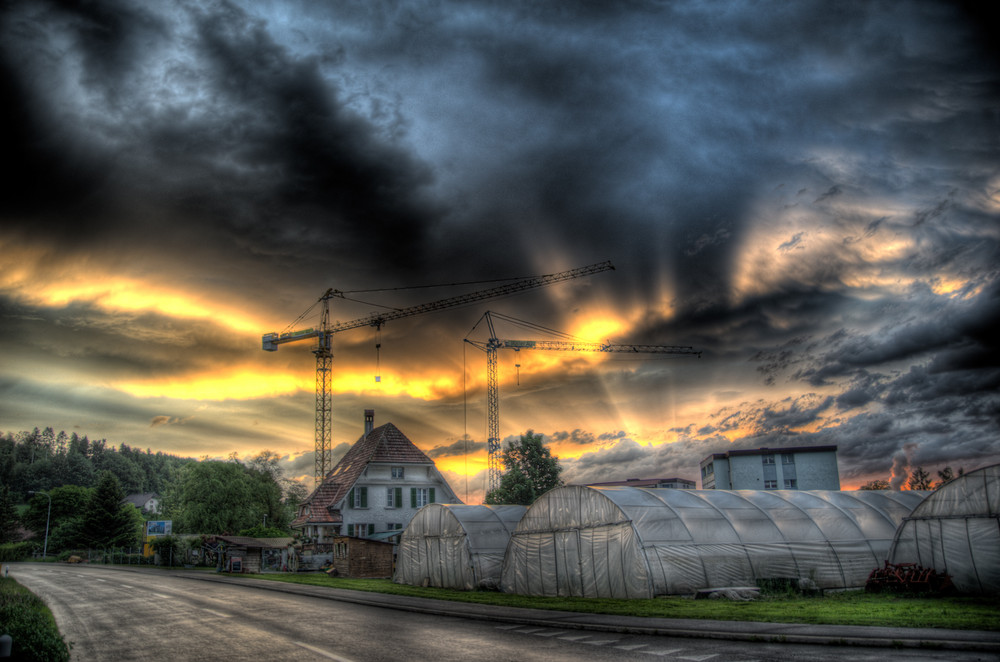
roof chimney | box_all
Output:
[364,409,374,436]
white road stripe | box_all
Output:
[615,643,648,650]
[150,593,171,599]
[201,609,230,618]
[582,639,620,645]
[557,634,592,641]
[641,649,684,656]
[294,641,356,662]
[533,630,569,637]
[678,654,719,661]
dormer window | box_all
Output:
[391,466,404,479]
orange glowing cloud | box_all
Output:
[114,364,464,402]
[0,238,266,334]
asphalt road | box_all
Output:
[8,564,997,662]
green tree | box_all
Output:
[169,460,287,534]
[859,479,890,490]
[23,485,92,540]
[81,471,141,548]
[0,485,20,543]
[908,466,933,491]
[484,431,562,506]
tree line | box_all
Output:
[0,428,306,555]
[859,466,964,491]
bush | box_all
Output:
[0,542,35,563]
[0,577,71,661]
[150,536,186,566]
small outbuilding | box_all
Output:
[328,535,395,578]
[887,463,1000,593]
[395,504,527,590]
[212,536,294,573]
[501,486,927,598]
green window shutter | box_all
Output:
[429,487,436,503]
[347,524,354,536]
[368,523,375,536]
[360,486,367,508]
[347,488,354,509]
[410,488,416,508]
[394,487,402,509]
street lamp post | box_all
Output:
[27,491,52,559]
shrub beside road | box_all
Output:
[0,576,70,662]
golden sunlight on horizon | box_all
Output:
[114,366,466,401]
[0,241,266,335]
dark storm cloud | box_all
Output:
[1,0,441,274]
[425,438,486,459]
[2,0,998,488]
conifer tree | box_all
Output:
[81,471,139,548]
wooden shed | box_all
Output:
[212,536,294,573]
[328,535,394,578]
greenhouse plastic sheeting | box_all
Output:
[500,486,927,598]
[888,463,1000,593]
[394,503,526,590]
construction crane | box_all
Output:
[465,311,701,495]
[262,261,614,484]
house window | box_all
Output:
[762,454,775,465]
[784,479,797,489]
[347,523,374,537]
[349,486,368,508]
[782,453,795,465]
[411,487,435,508]
[391,466,405,479]
[386,487,402,508]
[764,480,778,489]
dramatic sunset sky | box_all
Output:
[2,1,998,503]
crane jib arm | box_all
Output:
[261,260,614,350]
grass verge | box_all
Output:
[0,576,71,661]
[229,573,1000,631]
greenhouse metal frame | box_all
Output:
[888,463,1000,594]
[501,486,927,598]
[395,503,527,590]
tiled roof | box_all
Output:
[291,422,433,528]
[212,536,294,549]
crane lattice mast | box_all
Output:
[262,261,614,484]
[466,311,701,496]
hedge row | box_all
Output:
[0,542,35,563]
[0,577,70,661]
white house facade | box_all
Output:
[292,410,462,545]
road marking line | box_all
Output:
[150,593,171,599]
[515,627,547,634]
[678,654,719,661]
[533,630,569,637]
[641,649,683,656]
[294,642,355,662]
[582,639,620,645]
[202,609,230,618]
[557,634,591,641]
[120,584,134,589]
[496,625,523,630]
[616,643,648,650]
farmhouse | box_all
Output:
[291,410,462,550]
